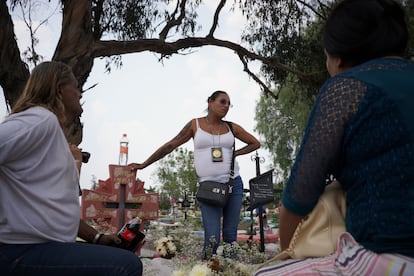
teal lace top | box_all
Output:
[282,58,414,257]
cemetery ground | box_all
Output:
[80,165,280,274]
[138,209,281,275]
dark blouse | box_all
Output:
[282,58,414,256]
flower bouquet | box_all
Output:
[154,236,177,259]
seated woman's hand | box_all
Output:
[69,143,82,162]
[99,233,122,247]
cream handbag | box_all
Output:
[261,180,346,266]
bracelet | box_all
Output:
[92,233,104,244]
[75,160,81,163]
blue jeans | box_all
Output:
[200,176,243,259]
[0,242,142,276]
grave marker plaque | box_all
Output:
[248,169,274,210]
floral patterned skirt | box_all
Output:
[254,232,414,276]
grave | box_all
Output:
[80,165,159,238]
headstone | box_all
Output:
[81,165,159,236]
[248,169,274,211]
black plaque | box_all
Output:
[248,169,274,210]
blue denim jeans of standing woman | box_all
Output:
[200,175,243,259]
[0,241,143,276]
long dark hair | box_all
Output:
[207,90,228,103]
[322,0,408,66]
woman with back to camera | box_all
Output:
[130,90,260,259]
[0,61,143,276]
[255,0,414,275]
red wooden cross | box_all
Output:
[81,165,159,235]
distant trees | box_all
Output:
[252,0,414,184]
[154,147,197,203]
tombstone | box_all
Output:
[248,169,274,211]
[81,165,159,250]
[248,169,275,252]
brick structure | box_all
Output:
[81,165,158,236]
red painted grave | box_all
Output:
[81,165,159,237]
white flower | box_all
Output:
[189,264,210,276]
[155,236,177,257]
[167,241,176,253]
[157,246,167,256]
[172,270,187,276]
[159,237,169,243]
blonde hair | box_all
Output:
[12,61,73,126]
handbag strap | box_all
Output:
[225,121,236,180]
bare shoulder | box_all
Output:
[226,121,243,134]
[193,116,205,129]
[190,118,199,129]
[188,118,199,136]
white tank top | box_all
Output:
[193,118,240,183]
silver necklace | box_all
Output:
[205,116,222,143]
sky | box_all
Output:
[0,1,273,192]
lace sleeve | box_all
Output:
[282,76,367,216]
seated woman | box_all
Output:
[256,0,414,275]
[0,61,142,276]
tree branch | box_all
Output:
[238,53,278,100]
[53,0,94,85]
[207,0,226,38]
[93,36,313,83]
[296,0,325,19]
[159,0,187,41]
[92,0,105,40]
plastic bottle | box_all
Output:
[117,217,145,251]
[119,133,129,165]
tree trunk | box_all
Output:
[52,0,98,145]
[53,0,95,87]
[0,0,30,108]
